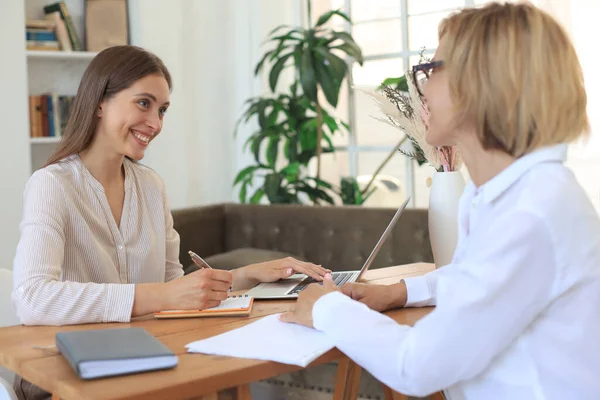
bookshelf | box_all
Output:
[30,137,62,144]
[25,0,91,172]
[26,50,97,60]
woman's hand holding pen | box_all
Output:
[163,268,233,310]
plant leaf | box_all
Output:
[378,76,408,92]
[285,136,299,162]
[254,49,275,76]
[307,177,333,189]
[239,180,248,203]
[299,48,318,101]
[251,132,269,164]
[257,99,267,129]
[234,165,260,185]
[267,24,289,36]
[280,161,300,182]
[249,188,265,204]
[269,52,294,92]
[329,31,364,65]
[299,120,318,151]
[264,173,288,203]
[315,9,350,27]
[330,43,362,62]
[266,135,280,167]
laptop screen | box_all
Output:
[356,197,411,279]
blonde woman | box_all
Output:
[281,3,600,399]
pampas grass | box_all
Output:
[367,72,463,172]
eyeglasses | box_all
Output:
[412,60,444,97]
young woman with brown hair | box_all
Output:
[12,44,329,400]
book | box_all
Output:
[26,30,57,42]
[186,314,335,367]
[26,19,56,30]
[44,11,72,51]
[26,40,60,51]
[43,2,83,51]
[155,295,255,319]
[56,327,178,380]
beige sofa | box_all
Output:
[172,203,433,274]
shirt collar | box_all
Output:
[469,144,567,204]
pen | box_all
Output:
[188,250,213,270]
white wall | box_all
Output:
[0,0,31,270]
[128,0,302,209]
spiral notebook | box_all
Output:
[154,295,254,319]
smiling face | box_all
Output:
[95,74,170,161]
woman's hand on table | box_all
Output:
[231,257,331,291]
[341,281,407,312]
[279,273,339,328]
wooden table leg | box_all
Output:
[333,358,362,400]
[235,384,252,400]
[383,385,408,400]
[383,385,445,400]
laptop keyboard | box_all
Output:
[288,272,355,295]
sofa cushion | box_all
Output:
[184,248,302,274]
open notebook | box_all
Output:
[154,295,254,319]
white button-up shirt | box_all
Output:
[313,145,600,399]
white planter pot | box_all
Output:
[428,171,465,268]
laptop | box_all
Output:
[244,197,411,299]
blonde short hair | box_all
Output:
[438,2,589,157]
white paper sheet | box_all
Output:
[185,314,335,367]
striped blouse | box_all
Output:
[11,154,184,326]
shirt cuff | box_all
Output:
[103,283,135,322]
[403,276,434,307]
[313,291,356,332]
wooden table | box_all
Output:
[0,263,435,400]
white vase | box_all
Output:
[428,171,465,268]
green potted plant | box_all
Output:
[233,4,367,205]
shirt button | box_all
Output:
[118,245,124,250]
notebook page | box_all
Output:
[159,296,252,314]
[186,314,335,367]
[205,296,252,311]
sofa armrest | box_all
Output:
[171,205,226,267]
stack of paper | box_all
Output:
[186,314,335,367]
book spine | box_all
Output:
[55,335,82,379]
[43,2,83,51]
[33,96,43,138]
[26,40,60,50]
[47,95,55,137]
[26,31,57,41]
[28,96,35,138]
[41,96,49,137]
[51,94,61,137]
[44,12,72,51]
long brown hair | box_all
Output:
[43,45,172,167]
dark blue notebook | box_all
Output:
[56,327,178,379]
